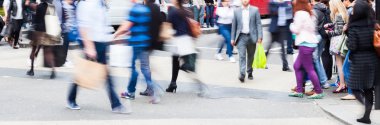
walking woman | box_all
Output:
[26,0,58,79]
[325,0,349,93]
[214,0,235,62]
[165,0,202,93]
[289,0,324,99]
[346,0,380,124]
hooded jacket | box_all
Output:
[313,3,330,39]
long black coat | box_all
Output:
[346,25,380,89]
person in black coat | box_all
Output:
[346,0,380,124]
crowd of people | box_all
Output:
[0,0,379,124]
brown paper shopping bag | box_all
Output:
[74,56,107,89]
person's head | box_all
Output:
[342,0,354,7]
[64,0,74,4]
[293,0,313,15]
[171,0,184,8]
[221,0,230,7]
[241,0,250,7]
[329,0,348,23]
[320,0,329,6]
[350,0,374,23]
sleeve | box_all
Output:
[290,12,303,34]
[255,8,263,40]
[127,6,139,23]
[328,15,345,37]
[269,2,278,15]
[347,29,358,52]
[3,0,10,13]
[231,10,237,41]
[76,2,92,28]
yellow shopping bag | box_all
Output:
[252,43,267,69]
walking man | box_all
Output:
[231,0,263,83]
[3,0,27,49]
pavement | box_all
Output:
[0,28,379,125]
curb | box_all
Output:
[314,102,352,125]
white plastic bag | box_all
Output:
[109,45,132,68]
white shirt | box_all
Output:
[216,7,234,24]
[3,0,23,19]
[77,0,113,42]
[241,6,250,34]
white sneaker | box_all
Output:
[63,60,74,68]
[322,83,330,89]
[215,54,224,61]
[229,57,236,63]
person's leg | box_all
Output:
[313,41,328,85]
[62,33,70,63]
[217,26,225,54]
[246,41,256,76]
[95,42,122,109]
[12,20,23,48]
[127,47,141,94]
[221,25,233,57]
[205,5,211,27]
[67,83,79,103]
[43,46,56,79]
[199,5,205,27]
[294,47,306,93]
[237,35,248,78]
[139,48,153,89]
[322,40,333,80]
[335,55,346,91]
[302,47,322,94]
[266,32,277,57]
[278,28,289,69]
[210,5,215,27]
[171,55,180,84]
[362,88,374,120]
[193,6,199,22]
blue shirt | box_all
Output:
[127,4,151,47]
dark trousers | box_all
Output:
[322,39,333,80]
[67,42,122,109]
[205,5,214,27]
[11,19,23,46]
[267,27,289,69]
[352,88,374,119]
[62,33,70,62]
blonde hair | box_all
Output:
[329,0,349,23]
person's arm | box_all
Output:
[231,10,237,46]
[114,21,133,39]
[3,0,10,23]
[77,2,97,59]
[290,11,305,34]
[327,15,344,37]
[255,8,263,44]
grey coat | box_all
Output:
[231,6,263,43]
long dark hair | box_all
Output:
[349,0,375,26]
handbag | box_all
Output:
[252,43,267,69]
[74,55,107,90]
[339,34,348,57]
[159,22,175,41]
[187,18,201,38]
[41,3,62,46]
[374,29,380,57]
[330,34,346,55]
[166,35,197,56]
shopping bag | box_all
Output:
[342,51,351,82]
[45,3,62,37]
[252,43,267,69]
[74,55,107,90]
[166,35,197,56]
[109,45,132,68]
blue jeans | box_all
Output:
[205,5,214,27]
[313,39,328,85]
[127,47,153,93]
[217,24,233,57]
[68,42,122,109]
[193,5,205,26]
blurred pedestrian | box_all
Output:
[3,0,28,49]
[205,0,215,28]
[66,0,129,113]
[346,0,379,124]
[193,0,206,28]
[114,0,162,104]
[325,0,348,93]
[231,0,263,83]
[26,0,60,79]
[214,0,235,62]
[320,0,334,81]
[313,0,330,89]
[165,0,202,94]
[289,0,324,99]
[267,0,291,72]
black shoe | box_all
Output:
[282,67,292,72]
[357,118,371,124]
[121,92,135,100]
[50,71,56,79]
[166,83,177,93]
[27,70,34,76]
[248,74,253,80]
[287,51,294,55]
[239,75,245,83]
[140,88,153,96]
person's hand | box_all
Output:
[3,15,8,24]
[325,30,329,34]
[84,43,97,59]
[257,38,263,44]
[231,40,236,46]
[343,24,348,32]
[25,0,30,6]
[324,24,329,29]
